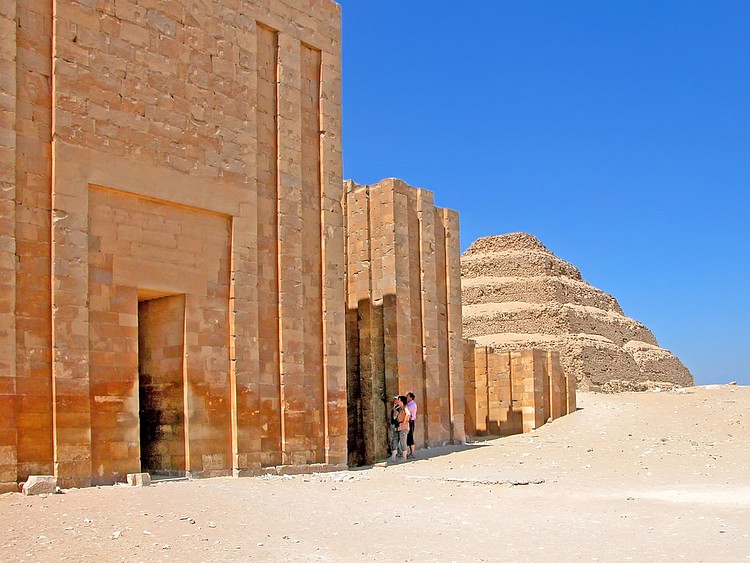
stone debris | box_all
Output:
[461,233,694,391]
[22,476,57,496]
[600,379,682,394]
[311,472,364,483]
[407,476,545,486]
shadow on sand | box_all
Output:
[349,440,494,470]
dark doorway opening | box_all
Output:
[138,293,187,476]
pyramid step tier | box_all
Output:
[461,275,623,313]
[463,302,657,347]
[461,250,582,281]
[622,340,694,387]
[463,232,551,255]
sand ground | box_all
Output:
[2,384,748,562]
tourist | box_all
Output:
[390,396,410,460]
[406,392,418,458]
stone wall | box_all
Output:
[463,344,576,437]
[0,0,346,491]
[343,179,464,465]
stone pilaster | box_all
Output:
[443,208,465,443]
[320,44,347,467]
[0,0,18,493]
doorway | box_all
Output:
[137,294,186,476]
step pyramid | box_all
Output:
[461,233,693,391]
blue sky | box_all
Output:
[336,1,750,386]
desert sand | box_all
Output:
[2,384,748,562]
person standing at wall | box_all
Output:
[390,396,410,461]
[406,392,418,458]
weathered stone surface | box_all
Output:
[22,475,56,496]
[462,233,693,390]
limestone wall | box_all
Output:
[463,344,575,438]
[1,0,345,491]
[343,179,464,465]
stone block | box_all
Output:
[22,474,56,495]
[126,473,151,487]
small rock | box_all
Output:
[208,521,217,528]
[111,530,122,540]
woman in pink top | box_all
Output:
[406,392,417,458]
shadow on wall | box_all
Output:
[346,295,395,467]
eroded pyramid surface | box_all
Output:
[461,233,693,390]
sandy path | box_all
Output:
[2,385,748,562]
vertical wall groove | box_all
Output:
[256,23,282,466]
[317,47,328,461]
[182,303,190,470]
[300,43,323,461]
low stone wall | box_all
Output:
[463,342,576,438]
